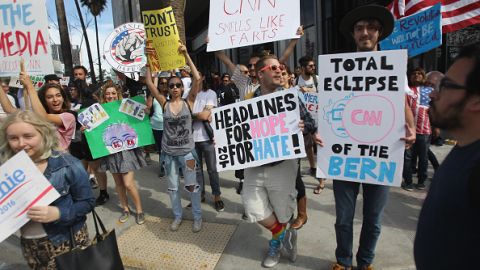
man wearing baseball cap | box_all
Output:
[329,5,416,270]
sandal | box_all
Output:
[314,182,325,194]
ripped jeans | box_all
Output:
[163,150,202,221]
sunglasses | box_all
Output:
[168,83,183,89]
[248,63,256,68]
[160,81,168,85]
[259,64,286,72]
[241,70,249,75]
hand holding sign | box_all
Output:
[18,59,33,89]
[27,205,60,223]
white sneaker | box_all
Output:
[192,219,202,233]
[282,228,298,262]
[170,219,182,231]
[262,239,282,268]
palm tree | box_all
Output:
[54,0,73,77]
[81,0,107,82]
[74,0,97,84]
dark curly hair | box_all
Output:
[37,83,71,113]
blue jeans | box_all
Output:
[152,129,164,172]
[163,151,202,221]
[333,180,389,267]
[195,141,221,196]
[403,134,431,184]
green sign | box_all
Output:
[84,96,154,159]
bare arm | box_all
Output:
[20,72,64,126]
[145,68,167,108]
[279,26,304,64]
[185,44,201,106]
[0,85,18,113]
[402,99,416,148]
[214,50,236,74]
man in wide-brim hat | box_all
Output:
[327,5,416,270]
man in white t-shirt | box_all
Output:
[296,55,320,93]
[181,66,192,99]
[192,77,224,211]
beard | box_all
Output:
[429,98,467,130]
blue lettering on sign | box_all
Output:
[380,3,441,58]
[0,169,26,201]
[328,156,396,183]
[0,3,35,29]
[252,135,290,160]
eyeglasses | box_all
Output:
[259,64,285,72]
[168,83,183,89]
[438,78,472,93]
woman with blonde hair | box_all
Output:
[0,110,95,269]
[94,81,146,225]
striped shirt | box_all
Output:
[407,86,434,135]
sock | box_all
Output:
[268,221,286,241]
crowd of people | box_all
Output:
[0,4,479,270]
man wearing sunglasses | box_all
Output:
[414,42,480,270]
[240,54,318,268]
[330,5,416,270]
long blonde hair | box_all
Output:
[100,81,123,104]
[0,111,60,163]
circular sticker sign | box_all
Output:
[103,23,146,74]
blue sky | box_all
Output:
[46,0,114,74]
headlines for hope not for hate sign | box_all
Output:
[316,50,407,187]
[211,89,305,171]
[207,0,301,52]
[142,7,185,72]
[0,151,60,243]
[0,0,54,76]
[380,4,441,58]
[103,23,147,74]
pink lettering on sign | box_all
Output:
[249,113,289,139]
[351,110,383,126]
[224,0,276,15]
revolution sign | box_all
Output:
[0,0,54,76]
[103,23,147,74]
[316,50,407,187]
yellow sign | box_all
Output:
[142,7,185,72]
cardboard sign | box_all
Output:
[211,89,305,171]
[207,0,301,52]
[0,0,54,76]
[103,23,147,74]
[83,96,154,159]
[0,151,60,243]
[119,98,146,120]
[316,50,407,187]
[380,4,442,57]
[142,7,185,71]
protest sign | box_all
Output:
[211,89,305,171]
[142,7,185,71]
[83,96,154,159]
[207,0,301,52]
[298,91,319,125]
[0,151,60,243]
[103,23,147,74]
[380,4,441,57]
[316,50,407,187]
[8,75,45,89]
[0,0,54,76]
[78,103,109,131]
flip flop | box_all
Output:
[313,184,324,194]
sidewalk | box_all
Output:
[0,145,453,270]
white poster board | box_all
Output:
[0,151,60,243]
[211,89,305,171]
[0,0,54,76]
[207,0,301,52]
[316,50,407,187]
[298,91,319,125]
